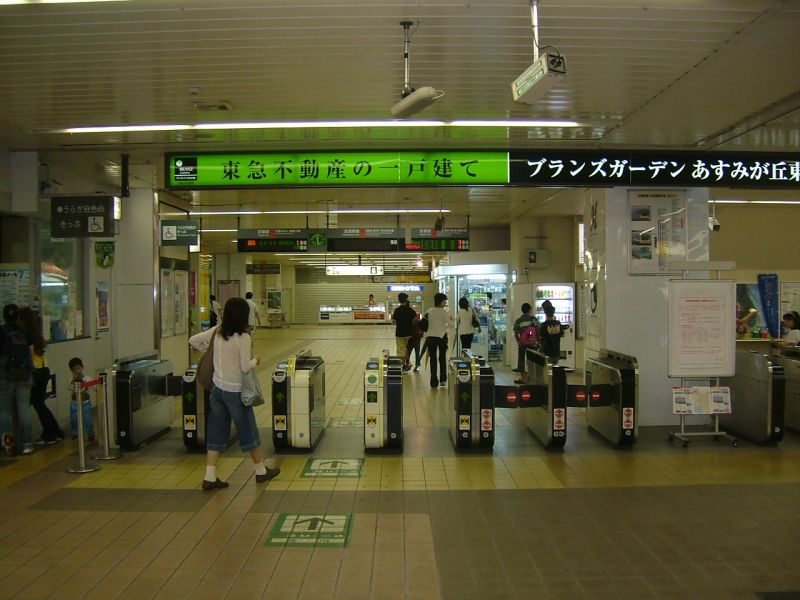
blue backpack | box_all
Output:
[1,325,33,380]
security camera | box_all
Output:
[391,86,440,119]
[708,216,721,232]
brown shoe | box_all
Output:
[255,467,280,483]
[201,478,229,491]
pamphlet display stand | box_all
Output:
[668,385,737,447]
[666,263,738,447]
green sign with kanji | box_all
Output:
[166,151,508,188]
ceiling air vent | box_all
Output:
[193,101,234,112]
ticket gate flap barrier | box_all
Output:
[718,349,785,445]
[776,346,800,434]
[364,351,404,452]
[272,349,326,452]
[115,352,174,450]
[449,349,494,450]
[583,349,639,448]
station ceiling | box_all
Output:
[1,0,798,260]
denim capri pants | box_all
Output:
[207,384,261,453]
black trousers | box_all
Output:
[426,336,448,387]
[30,368,63,441]
[460,333,474,351]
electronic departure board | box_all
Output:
[237,238,308,252]
[325,237,404,252]
[405,238,470,251]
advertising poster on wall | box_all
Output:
[627,190,686,275]
[780,282,800,336]
[736,281,778,339]
[0,266,30,307]
[96,281,110,332]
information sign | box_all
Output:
[247,263,281,275]
[51,196,117,237]
[160,219,199,246]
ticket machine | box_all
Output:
[448,350,495,449]
[363,352,404,451]
[271,350,326,451]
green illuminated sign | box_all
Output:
[166,151,508,188]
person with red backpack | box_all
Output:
[0,304,35,456]
[513,302,538,385]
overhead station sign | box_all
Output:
[237,228,308,253]
[169,151,800,189]
[166,151,506,188]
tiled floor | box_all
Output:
[1,324,800,599]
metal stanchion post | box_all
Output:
[92,371,121,461]
[67,381,100,474]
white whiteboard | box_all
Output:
[668,279,735,378]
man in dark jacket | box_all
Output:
[391,293,417,371]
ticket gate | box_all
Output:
[584,349,639,448]
[720,349,785,444]
[494,349,567,449]
[363,352,404,451]
[448,350,495,449]
[775,346,800,433]
[181,369,237,451]
[271,350,326,451]
[115,352,176,450]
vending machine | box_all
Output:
[506,283,576,370]
[533,283,576,370]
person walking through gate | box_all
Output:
[391,293,417,371]
[189,297,280,490]
[424,293,454,388]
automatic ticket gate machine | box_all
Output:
[524,348,567,449]
[720,349,785,444]
[363,352,404,451]
[448,350,495,449]
[271,349,326,451]
[775,346,800,433]
[493,349,567,449]
[583,349,639,448]
[181,369,237,451]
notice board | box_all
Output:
[668,280,735,378]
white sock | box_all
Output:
[205,466,216,482]
[254,461,267,476]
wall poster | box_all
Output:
[668,279,735,378]
[160,268,175,337]
[628,190,686,275]
[174,270,189,335]
[0,265,31,308]
[780,282,800,336]
[96,281,110,332]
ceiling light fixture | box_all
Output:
[54,119,581,135]
[189,208,452,216]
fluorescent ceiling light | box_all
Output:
[713,200,800,205]
[54,119,582,134]
[200,229,237,233]
[189,208,452,216]
[1,0,128,3]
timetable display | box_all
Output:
[237,238,308,252]
[405,238,469,252]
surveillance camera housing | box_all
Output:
[434,215,445,231]
[391,86,439,119]
[708,216,721,232]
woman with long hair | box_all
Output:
[18,308,64,444]
[189,297,279,490]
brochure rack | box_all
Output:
[668,384,737,447]
[666,262,738,448]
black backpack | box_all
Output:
[1,325,33,380]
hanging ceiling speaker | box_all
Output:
[390,21,444,119]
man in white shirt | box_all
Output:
[244,292,261,336]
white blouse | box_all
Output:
[457,308,477,336]
[425,306,453,338]
[189,326,256,393]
